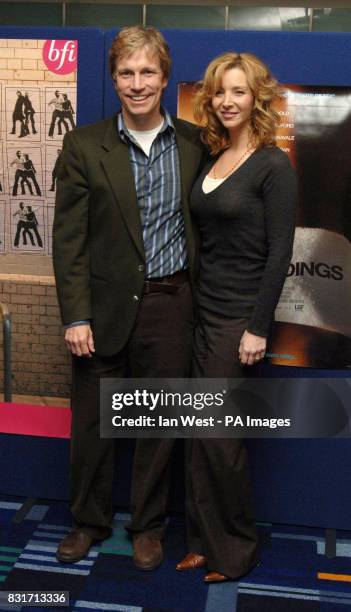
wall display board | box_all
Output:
[0,38,77,255]
[0,27,104,275]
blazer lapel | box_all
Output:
[173,119,203,273]
[100,116,145,261]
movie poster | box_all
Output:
[178,83,351,368]
[0,39,77,254]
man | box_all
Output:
[48,90,63,138]
[13,201,33,247]
[22,153,42,196]
[10,150,26,196]
[58,94,76,132]
[10,91,26,138]
[24,205,43,248]
[49,149,62,192]
[23,91,37,136]
[53,26,204,570]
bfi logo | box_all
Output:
[43,40,78,75]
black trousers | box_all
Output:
[70,279,193,540]
[185,310,259,578]
[48,110,61,137]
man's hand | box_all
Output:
[239,330,266,366]
[64,324,95,357]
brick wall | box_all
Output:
[0,274,71,397]
[0,38,75,84]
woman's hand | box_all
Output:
[239,330,266,365]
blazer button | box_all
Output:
[133,295,139,302]
[138,264,144,272]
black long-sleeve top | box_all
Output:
[190,146,297,337]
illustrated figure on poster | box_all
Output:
[22,153,42,195]
[23,205,43,247]
[13,201,34,246]
[10,150,27,195]
[10,91,26,138]
[48,90,64,138]
[57,94,76,133]
[49,149,62,192]
[10,151,41,196]
[13,202,43,248]
[23,92,37,136]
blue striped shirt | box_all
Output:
[117,111,187,278]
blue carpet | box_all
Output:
[0,497,351,611]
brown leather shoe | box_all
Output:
[204,571,229,583]
[56,529,96,563]
[176,553,207,571]
[132,534,163,570]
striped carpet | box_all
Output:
[0,497,351,611]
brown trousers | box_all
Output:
[186,310,259,578]
[70,280,193,540]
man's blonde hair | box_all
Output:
[109,26,172,81]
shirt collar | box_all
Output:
[117,108,174,144]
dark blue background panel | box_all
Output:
[1,434,351,530]
[0,434,70,501]
[104,29,351,118]
[100,28,351,532]
[0,26,105,126]
[247,439,351,530]
[104,28,119,117]
[0,28,350,532]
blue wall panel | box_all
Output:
[102,29,351,531]
[104,29,351,117]
[0,28,350,530]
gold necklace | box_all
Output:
[213,147,252,179]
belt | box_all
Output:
[143,269,189,295]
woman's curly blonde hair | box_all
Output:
[193,52,282,156]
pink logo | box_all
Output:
[43,39,78,75]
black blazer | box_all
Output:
[53,113,205,355]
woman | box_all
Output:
[176,53,297,582]
[58,94,76,132]
[23,205,43,248]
